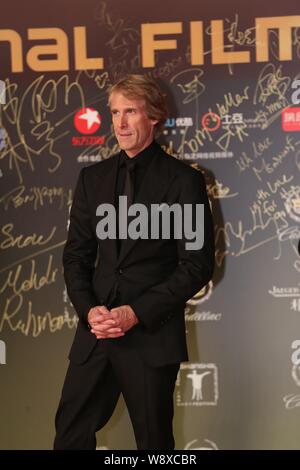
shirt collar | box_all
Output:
[119,141,158,169]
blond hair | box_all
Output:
[108,74,168,134]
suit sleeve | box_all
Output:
[63,168,98,325]
[130,169,215,331]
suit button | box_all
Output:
[118,268,123,274]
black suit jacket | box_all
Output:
[63,144,214,366]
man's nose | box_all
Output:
[119,114,128,128]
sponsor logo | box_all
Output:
[283,340,300,409]
[201,112,221,132]
[185,309,222,322]
[282,187,300,223]
[221,112,264,130]
[72,136,106,146]
[179,151,234,160]
[221,112,243,126]
[282,108,300,132]
[165,117,193,128]
[184,438,218,450]
[163,117,193,136]
[72,107,105,147]
[74,107,101,135]
[268,285,300,298]
[187,280,213,305]
[176,363,219,406]
[291,299,300,312]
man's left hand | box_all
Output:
[110,305,139,333]
[91,305,138,339]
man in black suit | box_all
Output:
[54,74,214,450]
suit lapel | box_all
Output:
[93,148,177,267]
[94,154,119,266]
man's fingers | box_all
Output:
[110,309,121,317]
[91,325,123,334]
[95,305,110,314]
[92,313,113,321]
[95,332,125,339]
[91,318,122,329]
[88,305,111,324]
[91,318,116,326]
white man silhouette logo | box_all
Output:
[187,369,212,401]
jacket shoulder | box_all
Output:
[81,152,119,177]
[158,146,204,182]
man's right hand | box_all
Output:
[87,306,125,339]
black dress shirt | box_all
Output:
[115,140,158,203]
[115,141,158,254]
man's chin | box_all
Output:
[117,142,132,151]
[119,145,130,151]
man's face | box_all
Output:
[109,92,158,157]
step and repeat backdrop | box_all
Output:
[0,0,300,450]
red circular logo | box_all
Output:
[74,107,101,135]
[201,112,221,132]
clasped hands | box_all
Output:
[87,305,138,339]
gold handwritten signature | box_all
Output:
[0,71,109,184]
[0,223,56,250]
[0,255,77,337]
[252,64,300,129]
[0,185,72,211]
[215,179,292,267]
[206,180,238,199]
[95,0,140,61]
[170,68,206,104]
[0,300,77,337]
[252,135,300,181]
[253,63,291,106]
[0,255,58,302]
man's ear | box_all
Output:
[151,119,159,126]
